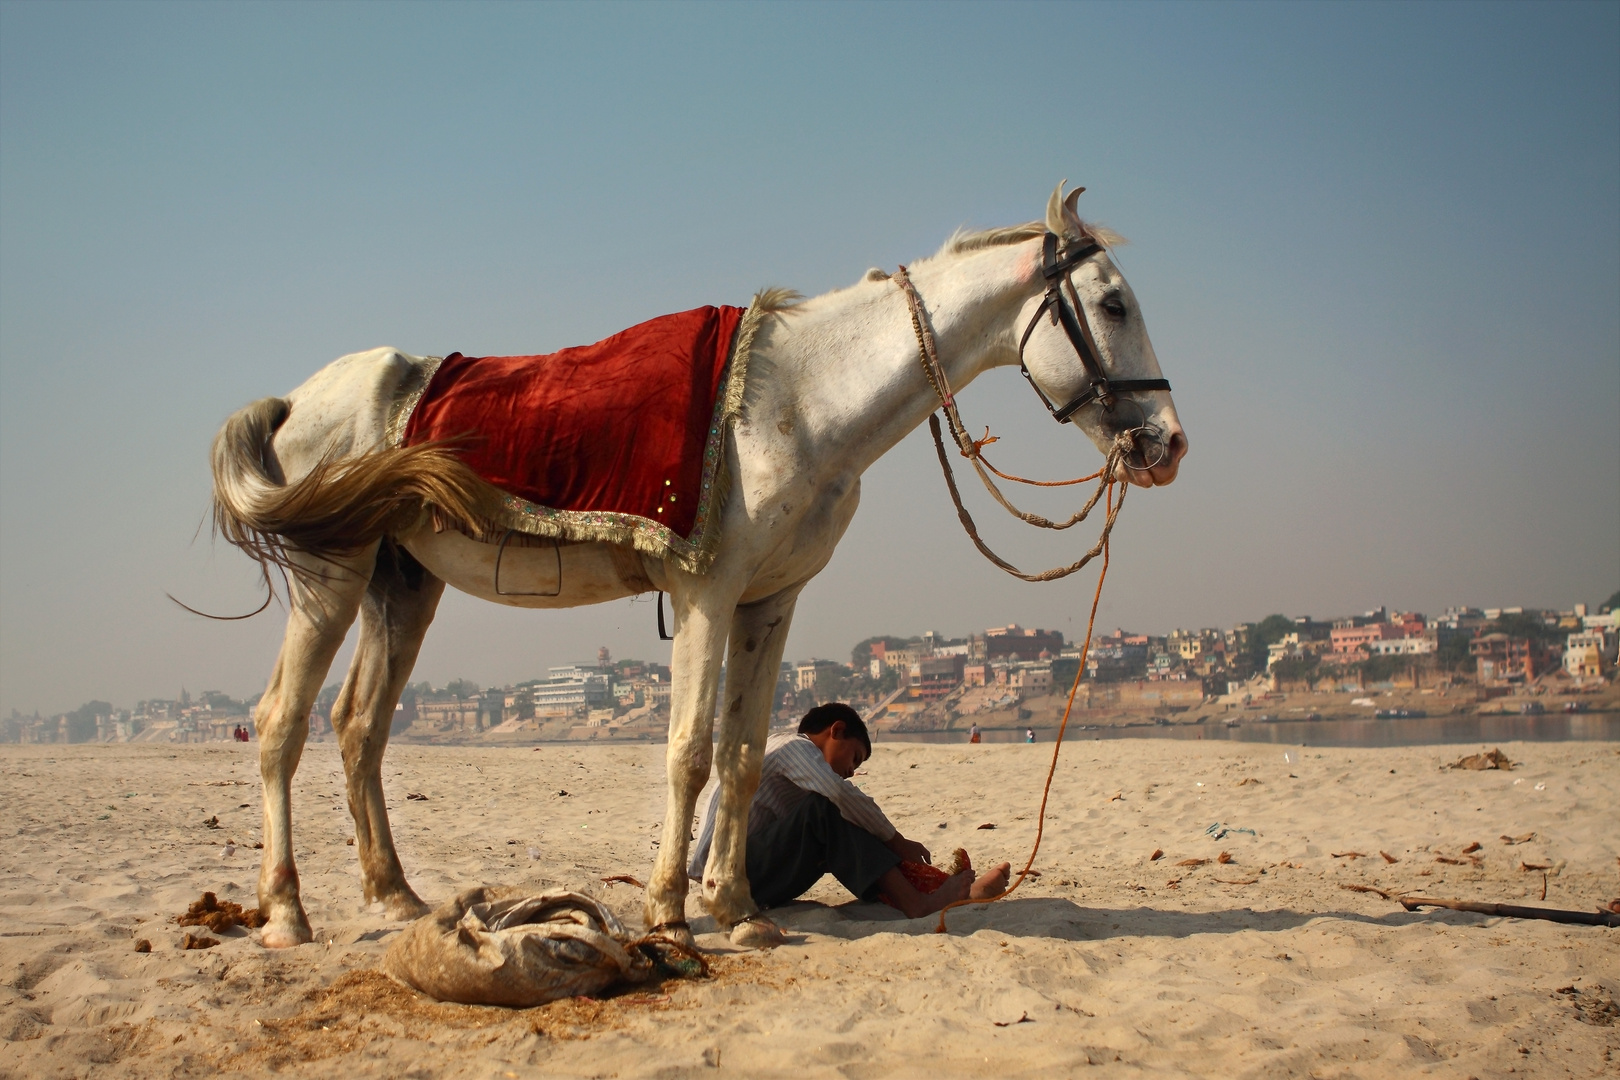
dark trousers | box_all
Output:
[744,793,901,908]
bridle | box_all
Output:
[887,228,1177,584]
[1016,231,1171,424]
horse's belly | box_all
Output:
[401,528,655,609]
[737,481,862,604]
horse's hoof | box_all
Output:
[260,920,312,949]
[381,892,430,922]
[645,919,697,950]
[729,915,787,950]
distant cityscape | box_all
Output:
[4,593,1616,746]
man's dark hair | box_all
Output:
[798,702,872,755]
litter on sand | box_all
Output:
[1206,823,1257,841]
[1446,748,1513,771]
[384,887,708,1007]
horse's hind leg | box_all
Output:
[256,545,376,948]
[330,539,444,920]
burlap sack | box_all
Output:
[383,887,653,1006]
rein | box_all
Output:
[892,253,1139,583]
[890,238,1159,930]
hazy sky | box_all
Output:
[2,2,1616,716]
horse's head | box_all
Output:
[1018,183,1187,488]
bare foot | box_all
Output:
[970,862,1013,900]
[876,865,976,919]
[920,870,974,916]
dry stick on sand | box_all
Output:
[1341,883,1395,900]
[1397,896,1620,927]
[1341,885,1618,926]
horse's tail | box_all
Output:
[209,396,493,585]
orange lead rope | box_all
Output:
[889,260,1128,929]
[935,480,1115,933]
[970,426,1107,488]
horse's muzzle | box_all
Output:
[1126,428,1187,487]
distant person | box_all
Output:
[1025,727,1036,744]
[969,723,981,744]
[688,703,1010,919]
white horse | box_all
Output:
[209,185,1187,950]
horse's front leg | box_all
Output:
[704,589,800,948]
[644,579,742,946]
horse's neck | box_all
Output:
[769,243,1036,479]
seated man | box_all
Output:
[687,703,1011,920]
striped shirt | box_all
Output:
[686,731,896,881]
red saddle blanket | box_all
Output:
[399,304,751,569]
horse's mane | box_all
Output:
[756,218,1129,313]
[752,287,805,313]
[938,220,1127,257]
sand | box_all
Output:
[1,737,1616,1079]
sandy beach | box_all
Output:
[2,737,1616,1079]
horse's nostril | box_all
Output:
[1166,431,1188,463]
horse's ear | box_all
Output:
[1045,181,1069,236]
[1063,186,1087,221]
[1045,181,1089,241]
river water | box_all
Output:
[881,712,1620,748]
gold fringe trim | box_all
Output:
[384,355,444,450]
[387,302,765,575]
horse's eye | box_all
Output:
[1101,294,1126,319]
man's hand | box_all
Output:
[885,834,931,865]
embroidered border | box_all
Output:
[384,301,764,575]
[384,354,443,450]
